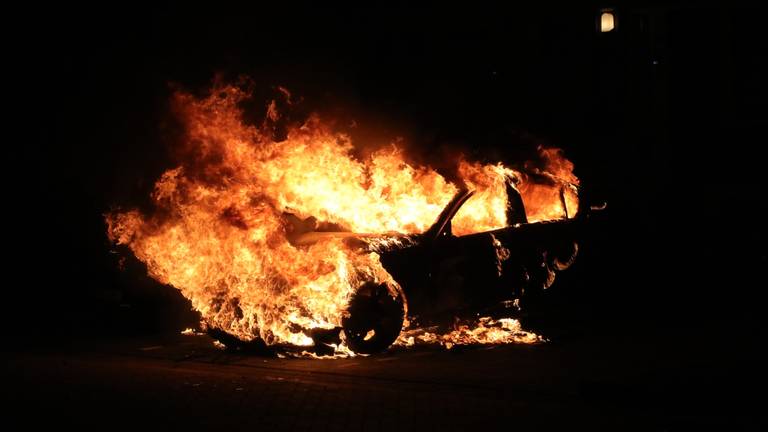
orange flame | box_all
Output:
[106,83,578,353]
[396,317,543,349]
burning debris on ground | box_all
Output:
[106,81,601,357]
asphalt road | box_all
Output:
[3,325,763,432]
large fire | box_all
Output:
[106,82,578,355]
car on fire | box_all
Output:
[209,176,601,355]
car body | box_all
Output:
[211,180,599,354]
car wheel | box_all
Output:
[342,281,406,354]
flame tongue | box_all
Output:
[107,83,578,354]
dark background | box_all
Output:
[7,0,767,400]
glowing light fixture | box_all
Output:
[599,9,616,33]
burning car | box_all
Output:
[107,83,597,357]
[211,175,596,355]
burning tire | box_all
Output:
[342,281,406,354]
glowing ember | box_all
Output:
[180,327,205,336]
[396,317,543,349]
[106,82,578,355]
